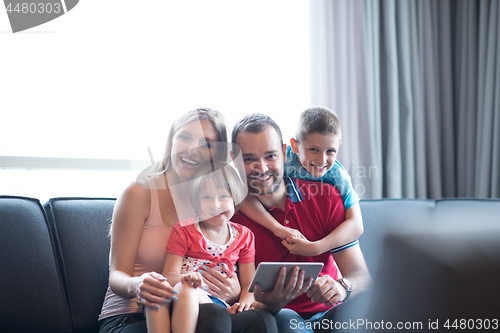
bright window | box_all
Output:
[1,1,310,202]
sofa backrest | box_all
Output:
[44,198,115,333]
[2,195,497,332]
[358,199,436,274]
[338,198,500,329]
[0,196,72,333]
[368,227,500,326]
[435,198,500,226]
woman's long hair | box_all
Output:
[151,107,229,176]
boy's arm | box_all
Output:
[227,262,255,314]
[282,203,363,256]
[240,195,305,240]
[321,203,363,252]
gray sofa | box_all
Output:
[340,199,500,331]
[0,196,114,333]
[1,195,499,333]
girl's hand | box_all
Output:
[181,272,204,288]
[199,265,241,304]
[227,302,254,314]
[133,272,176,309]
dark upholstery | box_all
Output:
[44,198,115,333]
[338,198,500,330]
[358,199,435,274]
[368,228,500,326]
[0,196,71,333]
[1,195,499,332]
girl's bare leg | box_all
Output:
[171,281,212,333]
[145,301,171,333]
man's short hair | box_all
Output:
[231,113,284,147]
[295,107,342,143]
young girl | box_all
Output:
[146,161,256,333]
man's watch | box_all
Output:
[337,277,353,302]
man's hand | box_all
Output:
[200,265,241,304]
[306,275,346,306]
[281,236,322,256]
[252,267,313,314]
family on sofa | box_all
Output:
[99,107,372,333]
[3,107,498,333]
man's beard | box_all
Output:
[247,171,282,196]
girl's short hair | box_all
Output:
[189,162,247,214]
[295,106,342,143]
[153,107,228,175]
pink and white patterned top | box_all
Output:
[166,217,255,278]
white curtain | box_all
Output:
[310,0,500,199]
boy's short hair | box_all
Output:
[295,106,342,143]
[189,162,247,214]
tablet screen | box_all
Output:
[248,262,324,293]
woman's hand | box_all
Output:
[133,272,177,309]
[199,265,241,304]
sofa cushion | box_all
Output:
[435,198,500,227]
[0,196,71,333]
[358,199,435,274]
[44,197,115,333]
[366,227,500,325]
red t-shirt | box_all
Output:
[166,218,255,277]
[232,176,345,317]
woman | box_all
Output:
[98,108,277,333]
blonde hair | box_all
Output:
[153,107,228,175]
[189,162,247,214]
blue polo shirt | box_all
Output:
[284,145,360,210]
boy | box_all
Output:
[239,106,363,256]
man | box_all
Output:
[231,113,371,332]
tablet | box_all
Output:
[248,262,324,293]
